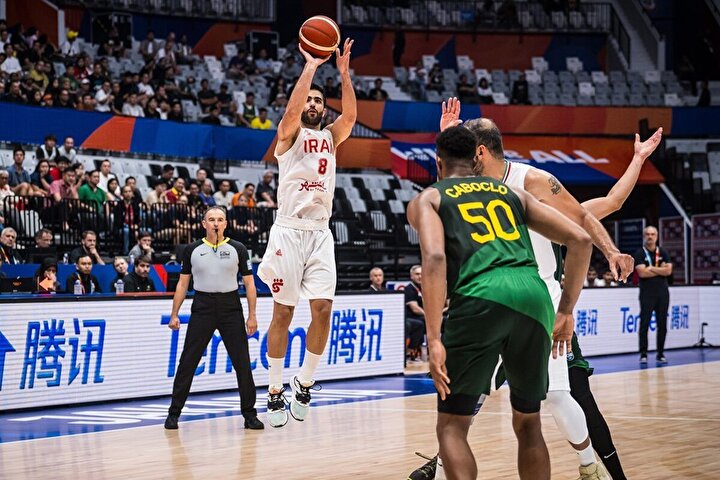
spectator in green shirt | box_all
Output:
[78,170,106,211]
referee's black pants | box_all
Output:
[169,291,258,418]
[638,290,670,357]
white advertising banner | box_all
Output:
[571,286,720,356]
[0,294,405,411]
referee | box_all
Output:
[165,206,263,430]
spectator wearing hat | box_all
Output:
[61,30,81,57]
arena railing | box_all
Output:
[2,196,274,259]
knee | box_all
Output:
[511,410,541,438]
[271,303,294,328]
[544,390,565,412]
[310,299,332,320]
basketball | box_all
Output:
[299,15,340,58]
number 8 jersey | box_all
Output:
[275,127,336,228]
[431,176,539,295]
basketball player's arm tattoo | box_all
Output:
[527,169,632,281]
[548,175,562,195]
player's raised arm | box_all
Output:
[276,45,332,154]
[524,168,634,282]
[407,188,450,399]
[582,127,663,220]
[517,189,592,357]
[439,97,462,132]
[328,38,356,147]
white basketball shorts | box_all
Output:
[257,224,336,306]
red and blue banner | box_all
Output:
[388,133,665,185]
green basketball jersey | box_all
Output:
[431,176,554,332]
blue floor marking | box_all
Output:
[0,347,716,445]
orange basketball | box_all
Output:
[299,15,340,58]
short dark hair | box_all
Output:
[463,118,505,159]
[13,145,24,155]
[435,126,477,169]
[75,253,92,264]
[259,107,267,113]
[34,228,52,240]
[162,164,174,172]
[244,182,254,189]
[136,255,152,266]
[309,84,325,103]
[203,205,227,219]
[138,230,153,240]
[125,175,136,184]
[57,156,70,164]
[45,134,56,142]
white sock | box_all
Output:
[578,444,597,467]
[435,455,446,480]
[544,390,595,465]
[268,356,284,391]
[297,350,321,386]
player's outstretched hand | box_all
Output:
[635,127,663,161]
[607,252,635,282]
[552,312,574,359]
[428,339,451,400]
[335,38,353,74]
[440,97,462,132]
[298,43,332,68]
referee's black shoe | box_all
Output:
[164,414,179,430]
[244,416,265,430]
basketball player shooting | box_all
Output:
[258,37,356,428]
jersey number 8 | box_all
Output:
[318,158,328,175]
[458,199,520,244]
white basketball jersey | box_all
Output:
[503,161,560,295]
[274,127,336,229]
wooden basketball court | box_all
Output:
[1,359,718,479]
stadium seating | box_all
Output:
[392,53,687,106]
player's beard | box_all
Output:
[301,108,322,127]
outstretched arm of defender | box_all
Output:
[517,190,592,357]
[276,45,331,153]
[582,127,663,220]
[407,189,450,399]
[328,39,356,147]
[524,169,634,282]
